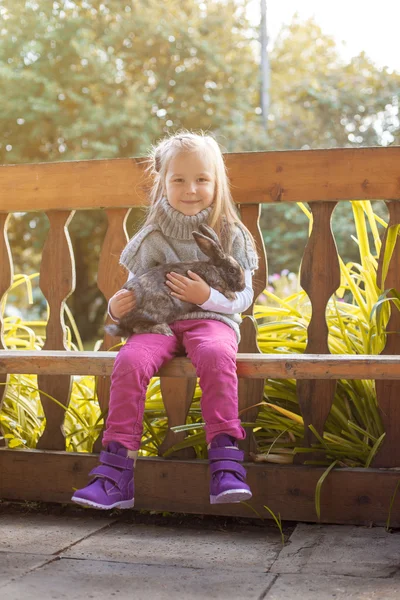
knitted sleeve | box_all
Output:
[119,225,160,275]
[230,222,259,272]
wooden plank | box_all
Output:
[2,147,400,212]
[296,203,340,457]
[3,351,400,379]
[1,449,400,526]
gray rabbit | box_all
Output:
[105,224,245,338]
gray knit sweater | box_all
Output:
[119,197,259,342]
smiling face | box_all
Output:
[165,151,216,216]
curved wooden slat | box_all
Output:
[240,204,267,309]
[238,204,268,455]
[0,214,13,447]
[37,211,75,450]
[373,201,400,467]
[296,202,340,459]
[94,208,131,452]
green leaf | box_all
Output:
[315,461,338,521]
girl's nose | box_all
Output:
[186,182,196,194]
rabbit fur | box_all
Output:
[105,224,246,337]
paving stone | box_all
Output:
[1,557,275,600]
[63,522,281,572]
[265,574,400,599]
[271,524,400,578]
[0,514,114,555]
[0,552,50,586]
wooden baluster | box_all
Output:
[158,377,197,458]
[238,204,268,457]
[0,214,13,447]
[295,202,340,462]
[373,201,400,467]
[37,211,75,450]
[94,208,131,453]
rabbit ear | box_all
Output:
[192,230,225,261]
[198,224,222,246]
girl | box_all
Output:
[72,132,259,510]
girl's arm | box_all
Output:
[198,270,254,314]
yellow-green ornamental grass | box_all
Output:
[0,201,395,467]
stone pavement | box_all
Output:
[0,504,399,599]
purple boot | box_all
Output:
[208,434,252,504]
[71,442,135,510]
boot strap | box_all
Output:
[209,460,247,479]
[100,450,134,470]
[89,465,126,486]
[208,447,244,462]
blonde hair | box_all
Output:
[143,130,252,252]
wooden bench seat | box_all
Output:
[2,350,400,380]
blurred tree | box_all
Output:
[258,16,400,274]
[267,15,400,149]
[1,5,400,338]
[0,0,260,342]
[0,0,259,163]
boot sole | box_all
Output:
[71,496,135,510]
[210,489,252,504]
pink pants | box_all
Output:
[102,319,246,451]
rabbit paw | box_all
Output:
[151,324,174,336]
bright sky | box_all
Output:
[246,0,399,72]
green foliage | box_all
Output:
[0,273,104,451]
[253,200,390,467]
[315,460,338,521]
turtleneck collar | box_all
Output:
[156,196,213,240]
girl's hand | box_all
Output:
[166,271,210,305]
[109,289,136,319]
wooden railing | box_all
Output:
[1,147,400,525]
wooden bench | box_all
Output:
[1,147,400,525]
